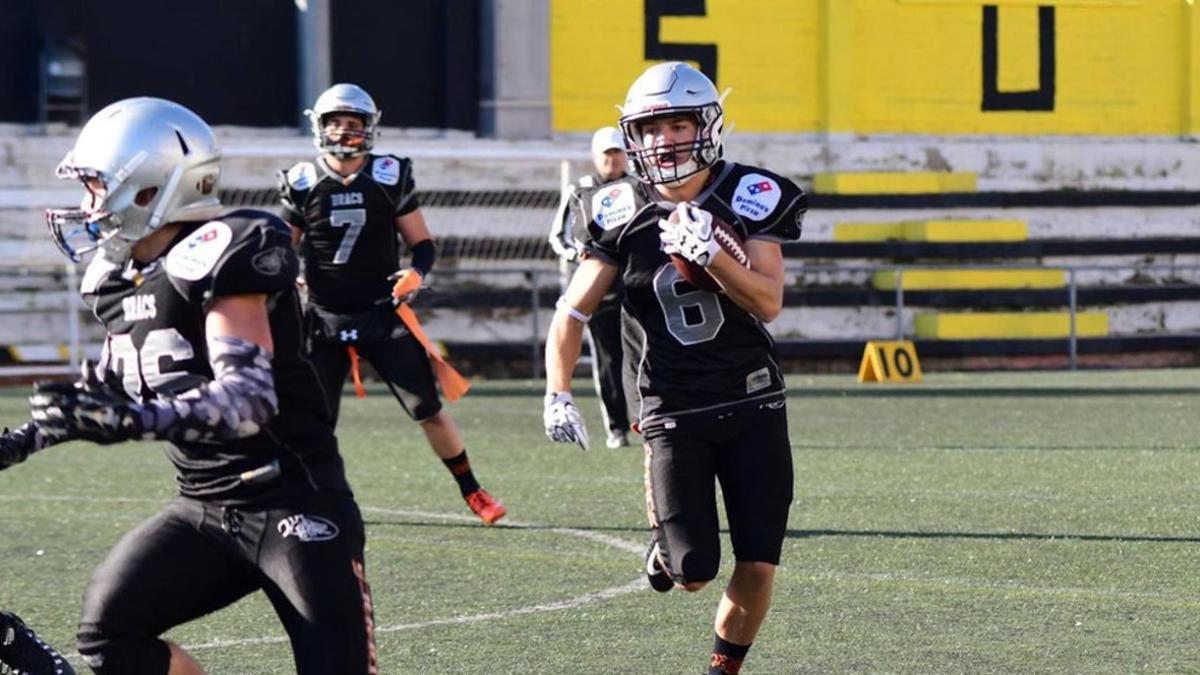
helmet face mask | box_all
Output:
[619,62,726,187]
[306,84,381,159]
[45,97,222,262]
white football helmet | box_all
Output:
[46,97,223,262]
[304,83,381,158]
[618,62,726,187]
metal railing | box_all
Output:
[1,261,1197,378]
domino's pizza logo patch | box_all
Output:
[732,174,782,222]
[591,183,636,230]
[286,162,317,190]
[372,156,401,185]
[165,221,233,281]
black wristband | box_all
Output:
[410,239,436,277]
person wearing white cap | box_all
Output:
[548,126,633,448]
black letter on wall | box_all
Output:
[644,0,718,84]
[982,5,1055,111]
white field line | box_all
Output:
[804,570,1200,604]
[20,500,1194,661]
[39,503,649,660]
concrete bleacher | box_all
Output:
[1,127,1198,372]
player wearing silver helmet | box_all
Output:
[3,97,376,674]
[280,83,506,525]
[543,62,807,675]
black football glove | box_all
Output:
[0,425,37,470]
[29,362,146,446]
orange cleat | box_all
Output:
[464,489,506,525]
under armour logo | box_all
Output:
[339,329,358,342]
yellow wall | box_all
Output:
[550,0,1196,135]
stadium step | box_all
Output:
[914,311,1109,339]
[872,268,1066,290]
[812,171,977,194]
[834,219,1028,242]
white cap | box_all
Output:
[590,126,624,156]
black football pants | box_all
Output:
[76,491,375,674]
[641,400,793,585]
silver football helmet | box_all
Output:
[46,97,223,262]
[618,62,726,187]
[304,83,381,159]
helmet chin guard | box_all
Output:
[619,62,727,187]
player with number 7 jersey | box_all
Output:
[279,83,506,526]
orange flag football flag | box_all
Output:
[391,270,471,401]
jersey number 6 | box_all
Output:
[653,265,725,345]
[105,328,198,399]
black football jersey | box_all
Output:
[279,154,419,312]
[83,209,349,504]
[570,161,807,420]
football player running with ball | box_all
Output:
[1,98,377,674]
[543,62,806,675]
[279,84,505,525]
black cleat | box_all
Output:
[0,612,75,675]
[644,541,674,593]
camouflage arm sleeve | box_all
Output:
[0,420,58,469]
[142,335,279,442]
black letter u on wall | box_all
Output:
[982,5,1056,111]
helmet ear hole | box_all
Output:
[134,187,159,207]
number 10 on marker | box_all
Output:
[857,340,922,383]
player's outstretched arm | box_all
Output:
[0,421,57,470]
[543,257,617,450]
[30,294,279,446]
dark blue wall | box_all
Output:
[1,0,479,131]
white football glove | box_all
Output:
[543,392,589,450]
[659,203,720,268]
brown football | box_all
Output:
[669,210,750,292]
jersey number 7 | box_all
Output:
[330,208,367,264]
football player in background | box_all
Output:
[543,62,806,675]
[279,84,505,525]
[548,126,633,448]
[2,98,376,674]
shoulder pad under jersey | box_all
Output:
[284,161,318,191]
[570,176,650,261]
[165,210,299,305]
[711,163,806,242]
[370,154,407,187]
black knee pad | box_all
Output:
[411,398,443,422]
[77,628,171,675]
[673,548,719,585]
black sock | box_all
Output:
[708,634,751,675]
[442,450,481,496]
